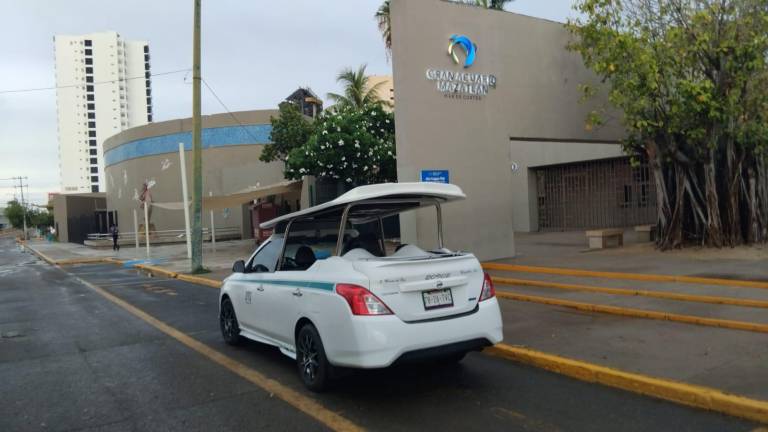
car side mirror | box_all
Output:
[232,260,245,273]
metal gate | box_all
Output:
[535,157,656,231]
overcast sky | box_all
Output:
[0,0,576,205]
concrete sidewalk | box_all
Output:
[21,233,768,407]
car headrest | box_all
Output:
[295,245,316,269]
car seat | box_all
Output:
[294,245,317,270]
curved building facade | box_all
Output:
[103,110,291,238]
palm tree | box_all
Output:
[326,65,386,110]
[375,0,392,58]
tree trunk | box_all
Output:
[703,148,723,247]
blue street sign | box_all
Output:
[421,170,450,184]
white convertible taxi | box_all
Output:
[219,182,503,390]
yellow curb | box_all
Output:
[176,273,223,289]
[483,262,768,290]
[492,276,768,309]
[496,291,768,334]
[55,257,111,265]
[485,344,768,424]
[135,264,179,279]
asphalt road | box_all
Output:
[0,237,760,432]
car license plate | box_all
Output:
[422,288,453,310]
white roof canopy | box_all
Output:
[260,182,465,229]
[150,180,302,211]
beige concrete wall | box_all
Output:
[391,0,625,260]
[104,110,286,235]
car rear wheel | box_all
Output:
[296,323,331,392]
[220,297,243,346]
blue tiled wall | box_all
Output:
[105,124,272,167]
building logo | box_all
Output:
[425,33,497,100]
[448,34,477,68]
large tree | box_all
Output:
[284,104,396,186]
[260,102,314,164]
[326,65,387,111]
[569,0,768,249]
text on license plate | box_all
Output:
[422,288,454,310]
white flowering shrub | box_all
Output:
[285,104,396,185]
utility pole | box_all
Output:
[191,0,204,272]
[11,177,29,240]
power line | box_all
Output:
[0,68,191,95]
[201,78,266,144]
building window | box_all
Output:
[147,114,153,122]
[144,54,150,62]
[89,139,97,146]
[89,149,97,155]
[90,166,98,173]
[84,39,92,47]
[85,76,93,83]
[86,94,94,101]
[145,71,150,79]
[85,58,93,65]
[88,121,96,128]
[85,49,92,56]
[91,176,99,183]
[85,67,93,74]
[91,185,99,193]
[144,62,150,71]
[90,158,98,164]
[87,103,95,110]
[88,131,96,137]
[143,45,149,53]
[146,97,151,105]
[86,85,94,92]
[88,112,95,119]
[146,88,151,96]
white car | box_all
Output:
[219,182,503,390]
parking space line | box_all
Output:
[485,344,768,424]
[496,291,768,334]
[492,276,768,309]
[67,270,364,432]
[483,263,768,290]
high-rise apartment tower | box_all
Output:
[54,31,152,193]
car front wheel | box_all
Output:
[296,323,332,392]
[220,297,243,346]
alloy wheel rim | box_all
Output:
[299,332,319,382]
[221,304,236,338]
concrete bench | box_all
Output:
[634,224,656,242]
[586,228,624,249]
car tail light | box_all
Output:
[336,284,393,316]
[479,272,496,302]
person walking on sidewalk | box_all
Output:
[110,224,120,251]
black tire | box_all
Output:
[296,323,332,392]
[220,297,243,346]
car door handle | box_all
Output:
[292,289,303,297]
[256,286,264,292]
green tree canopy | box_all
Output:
[569,0,768,248]
[260,102,315,164]
[3,200,52,229]
[284,104,396,186]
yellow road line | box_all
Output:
[67,270,364,432]
[492,276,768,309]
[496,291,768,334]
[483,262,768,290]
[485,344,768,424]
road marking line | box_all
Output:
[483,263,768,290]
[492,276,768,309]
[496,291,768,334]
[67,271,364,432]
[485,344,768,424]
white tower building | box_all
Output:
[54,31,152,193]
